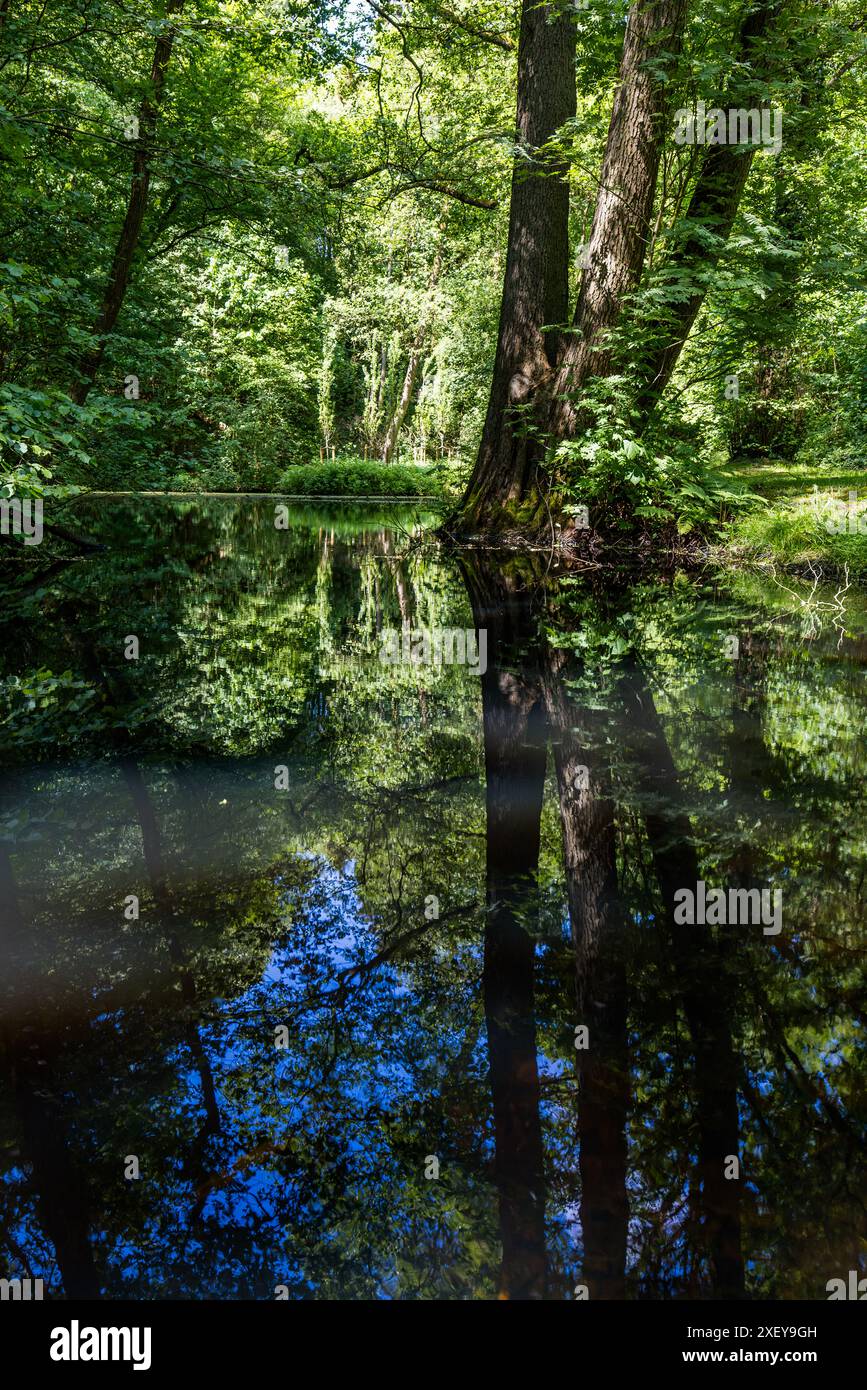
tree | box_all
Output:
[453,0,575,534]
[450,0,793,543]
[69,0,186,406]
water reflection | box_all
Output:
[0,498,865,1299]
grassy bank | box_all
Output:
[718,460,867,578]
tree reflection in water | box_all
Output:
[0,499,864,1299]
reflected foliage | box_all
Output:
[0,499,865,1298]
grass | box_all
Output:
[718,457,867,577]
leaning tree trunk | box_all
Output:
[550,0,688,440]
[451,0,576,535]
[633,0,783,427]
[618,659,745,1297]
[544,647,630,1300]
[69,0,185,406]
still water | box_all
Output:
[1,496,865,1300]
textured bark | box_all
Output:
[453,0,576,531]
[634,0,782,427]
[551,0,688,438]
[69,0,184,405]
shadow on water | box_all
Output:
[0,496,865,1299]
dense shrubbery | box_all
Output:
[0,0,863,555]
[277,458,439,497]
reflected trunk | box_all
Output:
[121,759,221,1152]
[544,647,629,1300]
[465,561,548,1299]
[619,660,744,1298]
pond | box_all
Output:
[0,496,865,1300]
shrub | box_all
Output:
[276,457,440,498]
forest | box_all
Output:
[1,0,866,1323]
[1,0,864,560]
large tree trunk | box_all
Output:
[452,0,576,534]
[634,0,782,427]
[446,0,790,544]
[69,0,185,406]
[551,0,688,439]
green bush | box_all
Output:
[552,387,755,538]
[277,458,441,497]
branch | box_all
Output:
[423,1,515,51]
[150,216,236,259]
[322,160,497,209]
[392,177,497,209]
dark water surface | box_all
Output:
[1,496,865,1300]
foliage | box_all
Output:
[1,500,865,1297]
[278,456,440,496]
[0,0,864,529]
[553,382,758,538]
